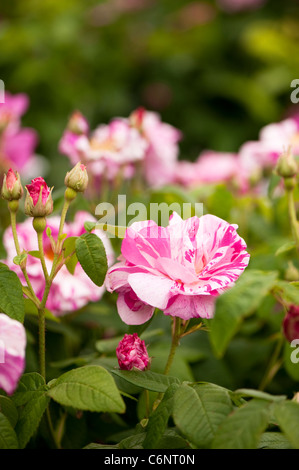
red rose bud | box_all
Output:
[116,333,150,371]
[25,177,53,217]
[283,305,299,343]
[64,162,88,193]
[67,111,89,135]
[1,168,23,201]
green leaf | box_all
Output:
[12,372,47,407]
[0,397,18,428]
[274,401,299,449]
[211,399,271,449]
[143,383,179,449]
[15,392,50,448]
[0,262,25,322]
[13,252,27,266]
[274,280,299,305]
[47,365,125,413]
[75,233,108,286]
[28,251,41,259]
[95,329,164,354]
[110,369,180,393]
[209,270,278,357]
[258,432,294,449]
[275,241,296,256]
[173,382,233,449]
[63,236,78,275]
[84,221,96,232]
[0,413,18,449]
[233,389,286,402]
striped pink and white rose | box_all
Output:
[106,213,250,324]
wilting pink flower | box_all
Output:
[239,116,299,177]
[116,333,149,371]
[0,92,38,174]
[3,212,114,316]
[106,213,250,324]
[130,108,182,187]
[283,305,299,343]
[0,314,26,395]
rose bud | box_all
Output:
[276,147,298,179]
[25,177,53,218]
[1,168,23,201]
[116,333,150,371]
[65,162,88,193]
[67,111,89,135]
[283,305,299,343]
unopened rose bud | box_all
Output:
[276,148,298,179]
[64,162,88,193]
[25,177,53,218]
[116,333,150,371]
[1,168,23,201]
[67,111,89,135]
[283,305,299,343]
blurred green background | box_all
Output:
[0,0,299,186]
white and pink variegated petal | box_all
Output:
[168,214,200,268]
[154,257,198,284]
[163,294,216,320]
[122,221,170,268]
[106,262,147,292]
[117,292,155,325]
[0,314,26,395]
[127,272,174,310]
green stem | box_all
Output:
[50,199,70,279]
[286,188,299,252]
[259,335,284,391]
[37,231,50,282]
[10,210,40,304]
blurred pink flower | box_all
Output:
[3,212,114,316]
[283,305,299,343]
[116,333,149,371]
[239,116,299,177]
[0,313,26,395]
[175,151,240,187]
[217,0,266,13]
[59,115,147,181]
[130,108,182,187]
[106,213,250,324]
[0,92,38,174]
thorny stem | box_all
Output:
[37,231,50,282]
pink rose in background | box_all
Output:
[130,108,182,187]
[0,92,38,175]
[174,151,240,187]
[59,113,147,182]
[239,116,299,178]
[283,305,299,343]
[106,213,250,324]
[116,333,150,371]
[3,212,114,316]
[0,313,26,395]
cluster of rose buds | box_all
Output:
[1,162,88,217]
